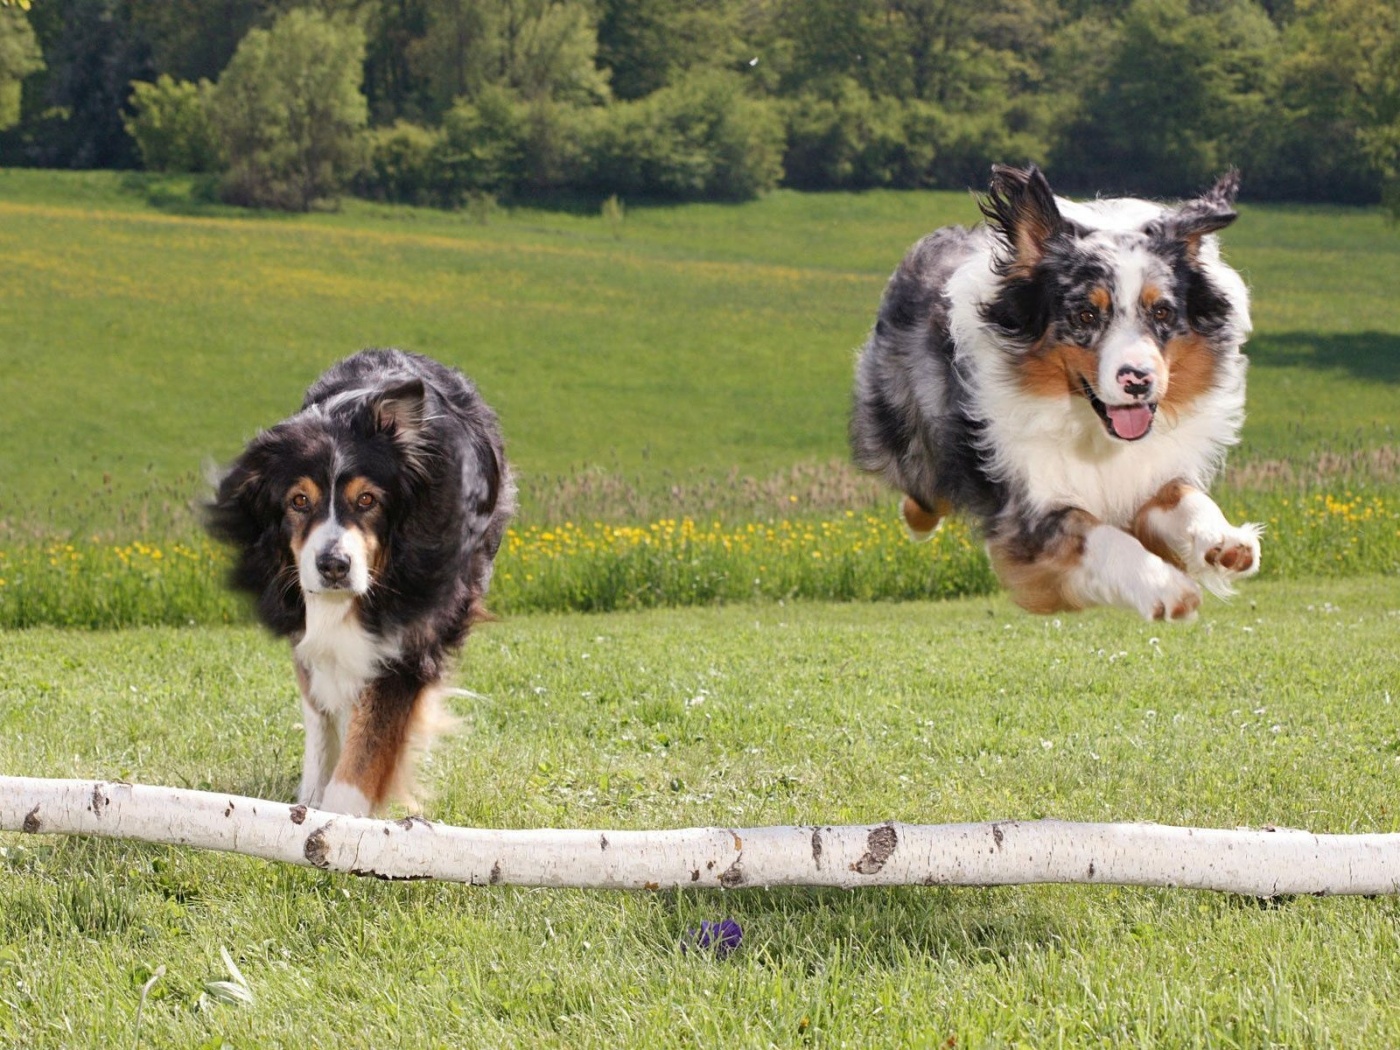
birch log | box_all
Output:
[4,776,1400,896]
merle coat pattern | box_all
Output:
[851,165,1261,620]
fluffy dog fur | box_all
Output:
[207,349,513,815]
[852,165,1261,620]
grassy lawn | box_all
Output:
[2,172,1399,1046]
[1,171,1397,533]
[4,576,1400,1046]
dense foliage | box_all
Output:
[0,0,1396,209]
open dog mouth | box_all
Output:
[1079,378,1157,442]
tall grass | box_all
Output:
[2,482,1395,628]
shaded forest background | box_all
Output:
[0,0,1396,210]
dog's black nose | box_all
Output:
[1117,365,1154,399]
[316,549,351,584]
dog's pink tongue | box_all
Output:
[1107,405,1153,440]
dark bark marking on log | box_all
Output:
[349,868,431,882]
[304,826,332,868]
[719,857,745,888]
[691,869,700,882]
[811,828,823,867]
[489,860,502,885]
[851,824,898,875]
[706,860,715,871]
[731,831,743,851]
[1088,862,1096,878]
[992,824,1005,851]
[396,815,430,831]
[289,804,308,825]
[224,802,234,818]
[601,834,609,851]
[22,805,41,833]
[90,785,108,818]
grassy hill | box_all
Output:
[2,170,1397,537]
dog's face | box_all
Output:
[207,381,429,626]
[285,471,388,597]
[979,166,1242,443]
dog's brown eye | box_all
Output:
[1152,303,1176,324]
[289,493,310,512]
[1076,308,1098,327]
[356,492,377,510]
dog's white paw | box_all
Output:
[1130,560,1202,622]
[1187,522,1262,597]
[296,782,324,808]
[320,780,373,817]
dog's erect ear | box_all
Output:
[981,164,1066,275]
[373,379,426,438]
[1157,169,1240,256]
[371,379,432,470]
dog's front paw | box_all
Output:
[1116,558,1201,622]
[1188,523,1262,596]
[296,781,324,808]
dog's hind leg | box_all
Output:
[321,676,449,816]
[989,506,1202,621]
[902,495,954,542]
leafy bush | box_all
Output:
[0,6,43,131]
[357,120,451,206]
[207,9,368,211]
[123,74,217,173]
[586,70,783,200]
[357,92,593,206]
[437,85,529,196]
[782,79,931,190]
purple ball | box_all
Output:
[685,918,743,958]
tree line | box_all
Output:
[0,0,1396,211]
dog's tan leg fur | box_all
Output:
[1131,479,1262,596]
[322,682,447,816]
[990,508,1202,621]
[902,495,954,540]
[987,508,1097,614]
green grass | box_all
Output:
[3,172,1400,1045]
[1,170,1397,532]
[4,576,1400,1047]
[1,487,1396,628]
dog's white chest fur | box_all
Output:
[295,595,400,715]
[974,369,1246,525]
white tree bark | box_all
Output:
[3,776,1399,896]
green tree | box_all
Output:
[208,8,369,210]
[1278,0,1400,208]
[408,0,607,117]
[1052,0,1281,197]
[126,0,263,84]
[0,5,42,129]
[596,0,743,100]
[123,73,217,171]
[17,0,153,167]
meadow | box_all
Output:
[2,172,1399,1046]
[4,579,1400,1047]
[0,169,1397,626]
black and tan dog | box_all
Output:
[208,349,513,815]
